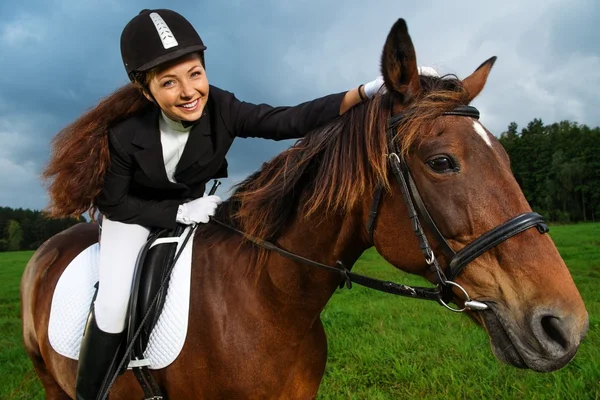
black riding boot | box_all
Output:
[75,308,123,400]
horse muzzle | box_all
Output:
[481,304,589,372]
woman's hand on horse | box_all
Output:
[176,195,223,225]
[362,76,385,98]
[361,67,440,99]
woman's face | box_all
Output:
[145,53,209,122]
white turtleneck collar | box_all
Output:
[160,111,193,133]
[159,111,192,183]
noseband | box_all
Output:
[211,105,549,313]
[366,105,549,311]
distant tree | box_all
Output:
[502,122,519,139]
[499,118,599,223]
[7,220,23,251]
[521,118,544,137]
[0,239,7,252]
[0,206,83,250]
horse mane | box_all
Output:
[201,74,469,250]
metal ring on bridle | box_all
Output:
[438,281,470,312]
[438,281,489,312]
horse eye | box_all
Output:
[426,156,456,173]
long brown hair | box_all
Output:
[42,83,152,220]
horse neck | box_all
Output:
[263,206,369,312]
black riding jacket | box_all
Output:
[96,85,345,229]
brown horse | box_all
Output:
[21,19,588,399]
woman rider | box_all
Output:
[43,8,387,399]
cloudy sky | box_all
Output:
[1,0,598,211]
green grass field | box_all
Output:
[1,223,598,399]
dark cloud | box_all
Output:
[547,0,600,57]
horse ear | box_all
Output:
[380,19,422,105]
[462,56,497,102]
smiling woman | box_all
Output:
[39,7,384,400]
[140,53,209,122]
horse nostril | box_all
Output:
[540,316,569,350]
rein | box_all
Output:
[211,104,549,313]
[210,218,442,301]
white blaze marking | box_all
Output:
[472,120,492,147]
[149,12,178,49]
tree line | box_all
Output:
[499,119,599,223]
[0,207,83,252]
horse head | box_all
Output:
[370,19,588,372]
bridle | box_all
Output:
[210,104,549,313]
[365,104,549,311]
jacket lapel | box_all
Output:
[175,108,213,175]
[131,108,176,188]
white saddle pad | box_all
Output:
[48,228,194,369]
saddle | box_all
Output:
[127,224,186,359]
[97,215,188,399]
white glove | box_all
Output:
[418,66,439,77]
[362,67,439,99]
[176,195,222,224]
[363,76,386,98]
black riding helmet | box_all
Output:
[120,9,206,83]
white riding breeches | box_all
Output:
[94,217,150,333]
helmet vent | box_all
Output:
[149,12,179,49]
